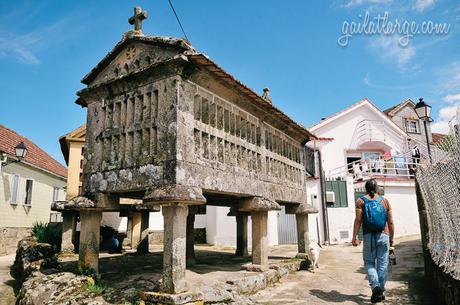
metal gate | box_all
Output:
[277,205,298,244]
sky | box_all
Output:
[0,0,459,165]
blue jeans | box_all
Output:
[363,232,389,290]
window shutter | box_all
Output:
[11,175,19,203]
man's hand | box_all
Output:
[352,238,361,247]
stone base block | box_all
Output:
[141,291,204,305]
[242,263,269,272]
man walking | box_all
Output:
[352,179,395,303]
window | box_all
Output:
[52,187,60,202]
[24,179,33,206]
[325,179,348,208]
[10,175,19,204]
[405,119,420,134]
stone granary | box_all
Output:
[56,6,317,299]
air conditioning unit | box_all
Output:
[326,191,335,204]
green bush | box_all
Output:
[84,282,107,294]
[31,221,62,249]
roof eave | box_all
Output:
[188,54,315,142]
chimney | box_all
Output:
[262,87,272,104]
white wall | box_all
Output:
[206,205,278,247]
[306,178,323,243]
[101,207,206,233]
[206,206,236,246]
[0,162,66,228]
[326,176,356,244]
[383,183,421,237]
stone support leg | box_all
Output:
[61,211,76,253]
[251,211,268,269]
[123,214,133,248]
[186,212,196,265]
[236,214,248,256]
[79,210,102,273]
[137,211,150,254]
[162,204,188,294]
[296,214,310,256]
[131,212,142,249]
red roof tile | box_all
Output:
[432,133,446,144]
[0,125,67,178]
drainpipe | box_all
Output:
[317,149,330,245]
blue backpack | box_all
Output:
[361,195,387,232]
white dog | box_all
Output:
[309,241,322,269]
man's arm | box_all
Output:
[386,199,395,246]
[352,199,363,247]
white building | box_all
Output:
[307,98,431,244]
[0,124,67,255]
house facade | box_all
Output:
[0,124,67,255]
[308,99,428,244]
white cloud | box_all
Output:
[413,0,435,12]
[369,35,417,70]
[0,32,42,65]
[443,93,460,103]
[437,61,460,93]
[363,72,413,90]
[431,104,460,133]
[0,18,70,65]
[342,0,393,8]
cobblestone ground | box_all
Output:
[253,235,436,305]
[0,254,16,305]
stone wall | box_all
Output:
[423,251,460,305]
[0,227,31,255]
[416,181,460,305]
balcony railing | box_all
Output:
[327,156,420,181]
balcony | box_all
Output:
[350,120,408,153]
[328,156,419,181]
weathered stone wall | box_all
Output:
[83,74,180,194]
[176,77,307,204]
[0,227,31,255]
[423,251,460,305]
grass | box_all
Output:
[31,221,62,249]
[84,281,107,294]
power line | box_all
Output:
[167,0,190,42]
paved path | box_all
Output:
[0,254,16,305]
[253,235,436,305]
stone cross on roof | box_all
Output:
[129,6,148,35]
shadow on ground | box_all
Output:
[310,289,371,304]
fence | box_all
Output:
[416,120,460,304]
[416,124,460,280]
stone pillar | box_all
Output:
[186,212,196,265]
[295,213,310,256]
[251,211,268,270]
[236,214,248,256]
[162,204,188,294]
[137,210,150,254]
[79,209,102,273]
[61,211,76,253]
[131,212,142,249]
[124,214,133,248]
